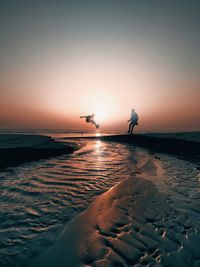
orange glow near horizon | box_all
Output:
[0,1,200,132]
[0,71,200,132]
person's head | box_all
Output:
[132,108,135,112]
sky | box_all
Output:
[0,0,199,132]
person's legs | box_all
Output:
[128,123,132,133]
[93,121,99,129]
[130,124,135,134]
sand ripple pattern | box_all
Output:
[0,139,199,267]
[0,140,137,266]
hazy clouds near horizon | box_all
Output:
[0,0,199,131]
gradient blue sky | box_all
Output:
[0,0,199,131]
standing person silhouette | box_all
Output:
[127,109,138,134]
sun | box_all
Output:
[94,108,107,123]
[93,104,109,123]
[89,94,116,124]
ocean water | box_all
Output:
[0,134,199,266]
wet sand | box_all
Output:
[1,133,199,266]
[32,176,200,267]
[32,154,200,267]
[0,134,76,169]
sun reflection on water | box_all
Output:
[95,132,101,137]
[95,140,101,149]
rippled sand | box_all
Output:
[0,139,199,266]
[32,149,200,267]
[0,140,137,266]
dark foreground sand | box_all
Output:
[32,174,200,267]
[144,132,200,143]
[0,134,75,168]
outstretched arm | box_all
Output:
[80,116,86,118]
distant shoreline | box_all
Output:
[66,133,200,162]
[0,132,199,169]
[101,134,200,161]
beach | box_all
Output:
[31,136,200,267]
[0,133,199,266]
[1,0,200,266]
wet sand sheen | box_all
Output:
[31,147,200,267]
[0,136,199,266]
[32,175,200,267]
[0,139,137,266]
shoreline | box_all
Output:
[0,134,76,169]
[1,132,199,166]
[66,134,200,161]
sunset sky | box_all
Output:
[0,0,199,132]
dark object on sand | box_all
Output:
[80,114,99,129]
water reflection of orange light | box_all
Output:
[95,133,101,137]
[95,140,104,166]
[95,140,101,149]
